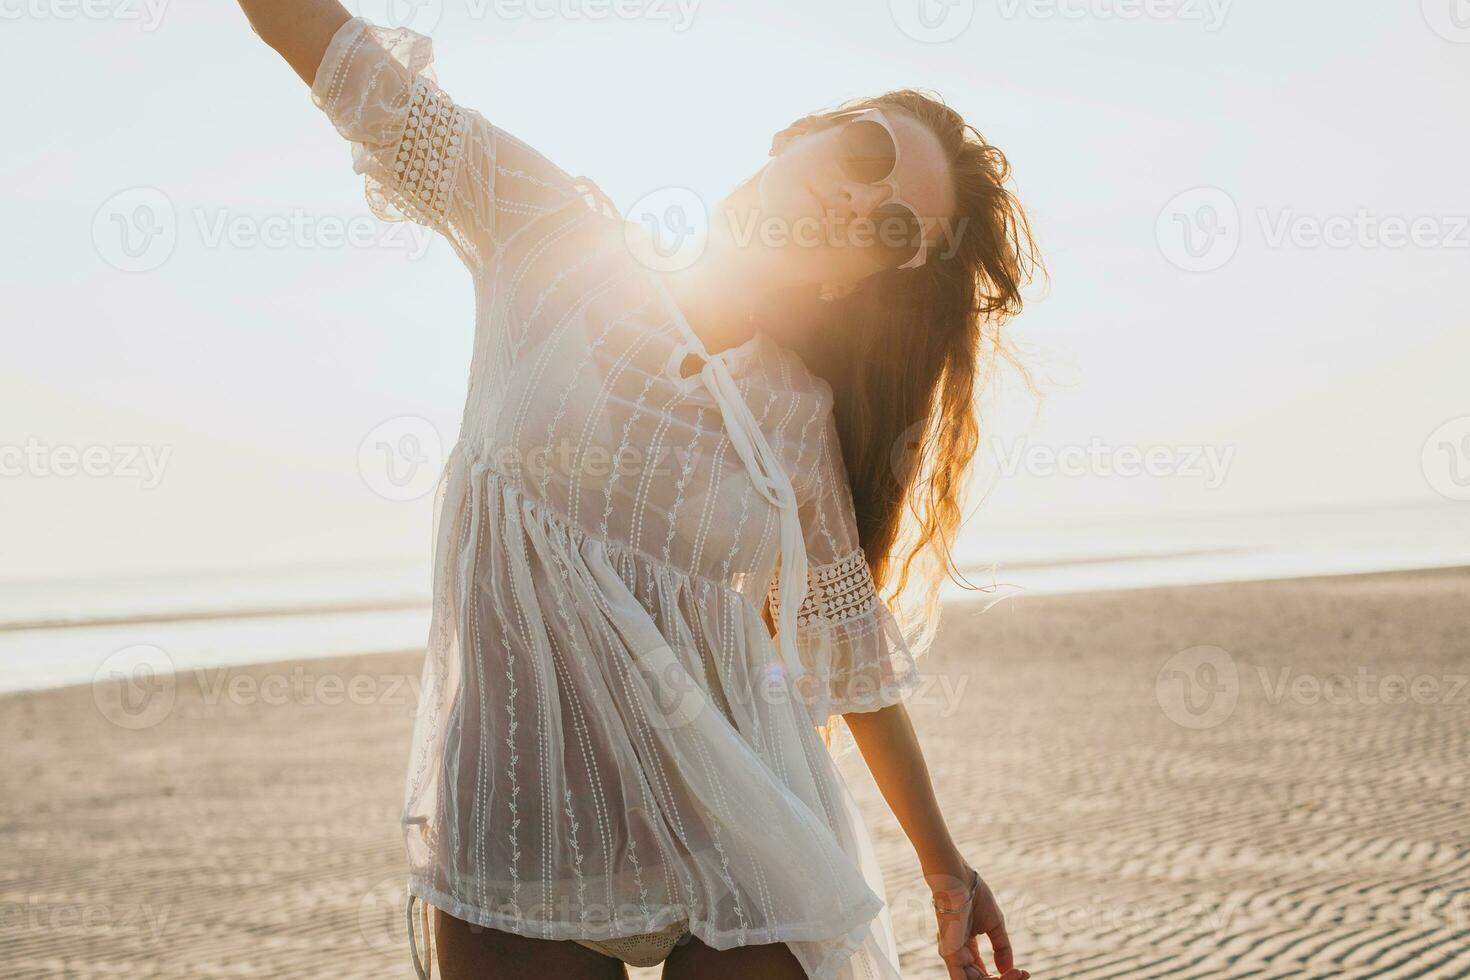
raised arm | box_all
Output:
[236,0,351,86]
[234,5,586,274]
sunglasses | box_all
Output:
[828,107,931,271]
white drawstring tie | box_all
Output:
[655,279,810,695]
[407,890,433,980]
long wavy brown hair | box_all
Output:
[770,89,1042,664]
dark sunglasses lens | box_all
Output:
[871,203,923,268]
[838,119,897,184]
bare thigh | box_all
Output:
[661,933,807,980]
[432,908,628,980]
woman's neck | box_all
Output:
[662,260,763,356]
[664,245,824,359]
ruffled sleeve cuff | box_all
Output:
[309,16,472,231]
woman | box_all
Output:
[237,4,1039,979]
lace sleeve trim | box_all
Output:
[393,78,471,229]
[767,545,879,631]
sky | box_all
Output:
[3,0,1468,581]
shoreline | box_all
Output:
[6,562,1470,699]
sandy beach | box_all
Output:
[4,567,1467,979]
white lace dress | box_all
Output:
[311,17,925,980]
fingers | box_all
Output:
[988,922,1016,974]
[989,932,1030,979]
[949,954,986,980]
[937,924,987,980]
[937,935,975,980]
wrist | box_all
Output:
[918,844,970,890]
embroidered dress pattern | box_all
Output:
[311,17,926,980]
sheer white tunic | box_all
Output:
[311,17,926,980]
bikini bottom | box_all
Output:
[572,918,692,967]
